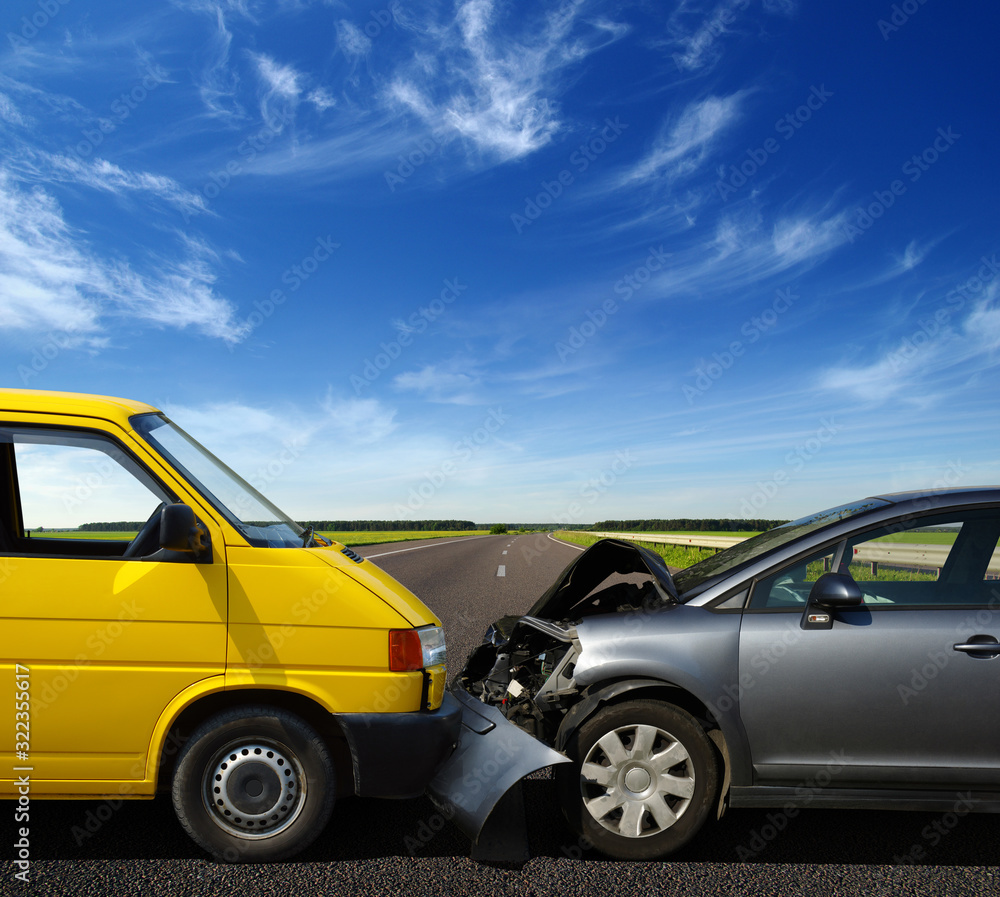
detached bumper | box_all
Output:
[338,692,463,798]
[425,687,570,849]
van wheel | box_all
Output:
[556,699,718,860]
[172,706,335,862]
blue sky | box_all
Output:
[2,0,998,523]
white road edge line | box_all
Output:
[497,565,506,577]
[548,533,586,552]
[364,535,493,559]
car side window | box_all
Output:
[842,511,1000,606]
[749,546,839,609]
[1,427,172,557]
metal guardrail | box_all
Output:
[588,532,1000,575]
[589,532,744,550]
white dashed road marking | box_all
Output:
[497,565,506,577]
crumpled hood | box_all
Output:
[526,537,678,620]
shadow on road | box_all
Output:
[14,776,997,868]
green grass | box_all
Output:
[30,530,136,539]
[555,531,710,569]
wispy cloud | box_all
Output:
[29,153,210,218]
[664,0,797,73]
[387,0,627,161]
[0,171,246,343]
[620,92,747,186]
[322,393,398,444]
[819,289,1000,404]
[393,364,481,405]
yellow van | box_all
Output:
[1,389,459,862]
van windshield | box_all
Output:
[132,412,307,548]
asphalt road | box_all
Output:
[5,533,999,896]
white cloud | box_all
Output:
[194,6,246,121]
[322,394,398,444]
[36,154,210,218]
[393,365,480,404]
[387,0,626,161]
[0,170,246,344]
[336,20,373,58]
[819,291,1000,405]
[250,52,302,101]
[621,93,747,186]
[307,87,336,111]
[0,92,29,127]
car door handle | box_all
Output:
[953,639,1000,657]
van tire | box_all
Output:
[172,706,335,862]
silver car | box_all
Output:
[428,488,1000,860]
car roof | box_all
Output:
[873,486,1000,505]
[0,388,159,429]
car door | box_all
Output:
[0,423,228,788]
[737,508,1000,789]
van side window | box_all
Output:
[0,427,173,558]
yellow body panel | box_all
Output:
[0,389,449,799]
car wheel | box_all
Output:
[171,706,335,862]
[557,699,719,860]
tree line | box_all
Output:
[78,519,482,532]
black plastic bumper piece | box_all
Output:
[337,691,463,798]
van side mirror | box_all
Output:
[801,572,862,630]
[160,503,211,559]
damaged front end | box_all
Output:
[427,539,678,858]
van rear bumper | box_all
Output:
[338,692,463,798]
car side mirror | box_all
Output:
[801,572,862,630]
[160,503,211,559]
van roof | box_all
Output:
[0,389,159,428]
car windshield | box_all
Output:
[672,497,892,596]
[132,412,307,548]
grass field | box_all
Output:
[555,531,712,569]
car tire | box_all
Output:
[556,699,719,860]
[171,706,335,862]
